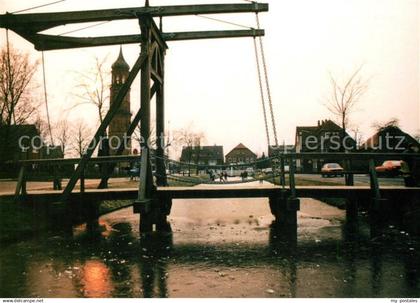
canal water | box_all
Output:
[0,186,419,298]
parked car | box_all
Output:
[321,163,344,177]
[375,160,406,177]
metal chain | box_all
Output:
[255,13,279,147]
[253,37,271,146]
[41,51,54,145]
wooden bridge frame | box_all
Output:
[8,152,420,235]
[0,2,269,233]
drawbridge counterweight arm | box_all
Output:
[0,3,268,33]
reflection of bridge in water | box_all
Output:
[1,216,418,298]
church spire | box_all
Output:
[111,45,129,71]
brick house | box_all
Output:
[225,143,257,165]
[295,119,356,172]
[180,145,224,166]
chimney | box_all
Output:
[317,120,320,127]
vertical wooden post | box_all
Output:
[289,156,296,199]
[369,158,386,237]
[344,158,357,224]
[80,168,85,193]
[369,159,381,203]
[279,155,286,187]
[140,19,151,151]
[156,48,167,186]
[137,16,156,234]
[345,159,354,186]
[15,165,27,199]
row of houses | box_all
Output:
[180,143,258,166]
[180,119,420,172]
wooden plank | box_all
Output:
[0,3,269,33]
[1,186,419,204]
[60,52,147,202]
[28,30,265,51]
[162,30,265,41]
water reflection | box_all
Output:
[0,198,419,298]
[82,260,112,297]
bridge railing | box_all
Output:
[7,155,145,197]
[272,152,419,203]
[4,152,420,200]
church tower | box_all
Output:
[109,47,131,155]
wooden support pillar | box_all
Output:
[15,165,27,200]
[345,159,354,186]
[344,159,357,225]
[279,156,286,187]
[155,48,167,186]
[137,16,156,234]
[80,168,85,193]
[369,158,387,236]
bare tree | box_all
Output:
[54,119,71,157]
[174,127,206,176]
[71,120,92,157]
[71,55,110,124]
[372,117,400,132]
[324,65,369,147]
[0,44,39,126]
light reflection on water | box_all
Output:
[0,198,418,298]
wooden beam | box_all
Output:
[60,52,147,202]
[29,29,265,50]
[0,4,268,33]
[151,68,163,84]
[97,82,158,188]
[163,29,265,41]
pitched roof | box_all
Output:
[233,143,247,149]
[226,143,256,158]
[361,126,420,150]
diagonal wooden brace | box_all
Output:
[60,52,147,202]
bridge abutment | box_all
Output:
[269,191,300,229]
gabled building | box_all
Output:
[295,119,356,172]
[180,145,224,166]
[268,144,296,157]
[0,124,42,161]
[225,143,257,165]
[360,125,420,153]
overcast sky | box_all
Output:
[0,0,419,157]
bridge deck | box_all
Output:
[1,185,419,203]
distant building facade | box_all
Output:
[0,124,42,161]
[360,125,420,153]
[180,145,224,166]
[109,47,131,156]
[225,143,257,165]
[268,144,296,166]
[295,119,356,172]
